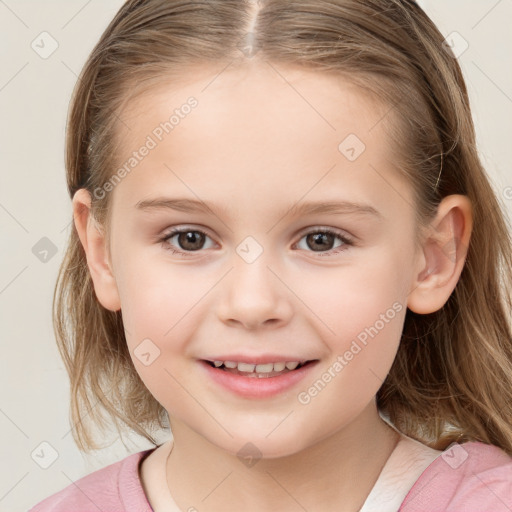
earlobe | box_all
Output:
[72,189,121,312]
[407,195,473,314]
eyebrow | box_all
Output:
[135,197,383,220]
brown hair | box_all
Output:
[54,0,512,453]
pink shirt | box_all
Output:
[29,441,512,511]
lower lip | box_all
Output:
[199,360,318,399]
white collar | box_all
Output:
[359,433,442,512]
[142,433,442,512]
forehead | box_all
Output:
[110,63,412,217]
[120,63,388,147]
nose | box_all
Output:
[216,255,294,331]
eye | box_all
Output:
[159,226,354,257]
[160,227,215,255]
[294,228,354,256]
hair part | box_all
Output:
[54,0,512,453]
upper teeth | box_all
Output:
[213,361,301,372]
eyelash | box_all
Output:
[159,227,355,257]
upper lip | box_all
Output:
[202,354,317,365]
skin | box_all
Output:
[73,62,472,511]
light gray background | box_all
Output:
[1,1,511,511]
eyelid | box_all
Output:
[292,226,355,255]
[295,225,355,242]
[160,225,354,243]
[160,224,213,238]
[159,224,355,257]
[160,225,216,246]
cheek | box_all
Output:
[294,270,407,429]
[114,249,201,336]
[294,248,412,341]
[289,246,411,409]
[113,253,211,388]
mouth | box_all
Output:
[199,357,319,399]
[202,359,316,378]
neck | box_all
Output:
[166,404,400,512]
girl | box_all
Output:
[30,0,512,510]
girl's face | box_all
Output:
[105,64,423,457]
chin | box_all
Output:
[212,428,314,461]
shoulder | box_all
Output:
[400,441,512,511]
[28,448,155,512]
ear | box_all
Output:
[407,194,473,314]
[72,188,121,312]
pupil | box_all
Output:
[308,233,333,251]
[179,231,204,251]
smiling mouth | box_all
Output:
[203,359,317,378]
